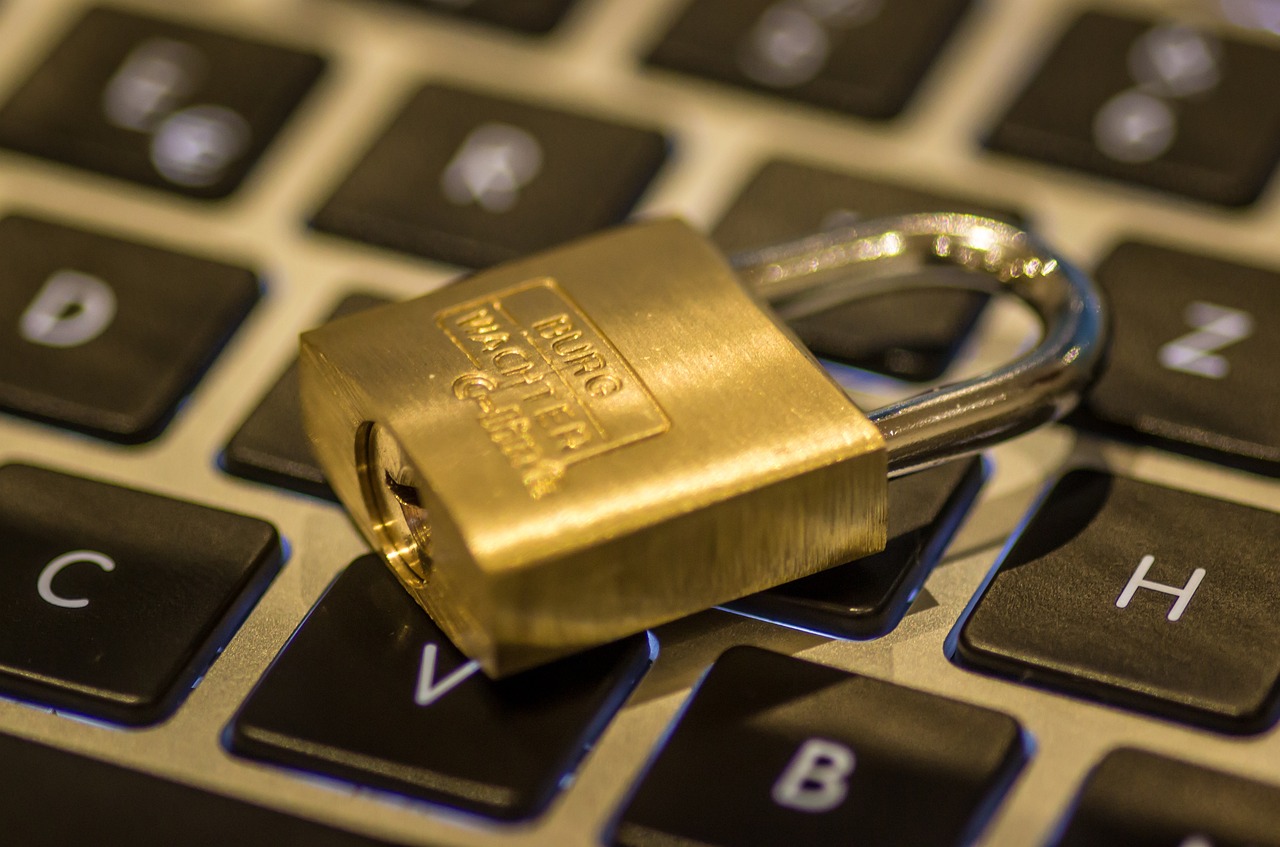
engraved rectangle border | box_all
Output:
[435,277,670,467]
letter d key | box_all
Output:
[300,214,1107,677]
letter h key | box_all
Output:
[300,216,1106,676]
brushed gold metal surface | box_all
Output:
[300,219,886,676]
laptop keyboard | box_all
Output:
[1078,241,1280,473]
[985,11,1280,206]
[0,7,325,198]
[310,82,668,266]
[613,645,1027,847]
[0,214,260,441]
[645,0,976,119]
[229,554,652,822]
[957,469,1280,734]
[0,463,282,725]
[0,1,1277,845]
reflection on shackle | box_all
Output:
[732,212,1108,477]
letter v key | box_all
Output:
[414,643,481,706]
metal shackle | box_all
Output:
[732,212,1109,477]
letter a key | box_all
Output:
[300,214,1107,676]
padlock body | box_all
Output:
[301,219,886,676]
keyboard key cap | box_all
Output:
[728,456,984,638]
[378,0,578,34]
[228,555,651,821]
[714,160,1020,380]
[956,470,1280,733]
[1075,242,1280,474]
[0,464,281,726]
[613,646,1025,847]
[223,293,391,499]
[785,289,986,383]
[713,160,1024,250]
[1054,748,1280,847]
[311,84,667,267]
[0,216,259,442]
[985,13,1280,205]
[0,731,399,846]
[0,8,324,198]
[646,0,973,119]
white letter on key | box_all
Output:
[771,738,855,813]
[20,270,118,348]
[1116,555,1205,622]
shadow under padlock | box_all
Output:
[299,213,1107,678]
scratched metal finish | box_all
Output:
[300,219,886,677]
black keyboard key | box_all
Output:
[613,646,1025,847]
[311,84,667,267]
[785,290,986,383]
[1054,748,1280,846]
[0,464,281,726]
[728,456,983,638]
[1075,242,1280,475]
[0,216,259,442]
[713,160,1024,250]
[647,0,973,119]
[379,0,578,33]
[223,293,391,499]
[228,555,651,821]
[0,732,398,847]
[714,160,1020,381]
[0,8,324,198]
[985,13,1280,205]
[956,470,1280,733]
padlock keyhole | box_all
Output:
[385,471,422,509]
[358,422,432,587]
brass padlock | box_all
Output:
[300,214,1106,677]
